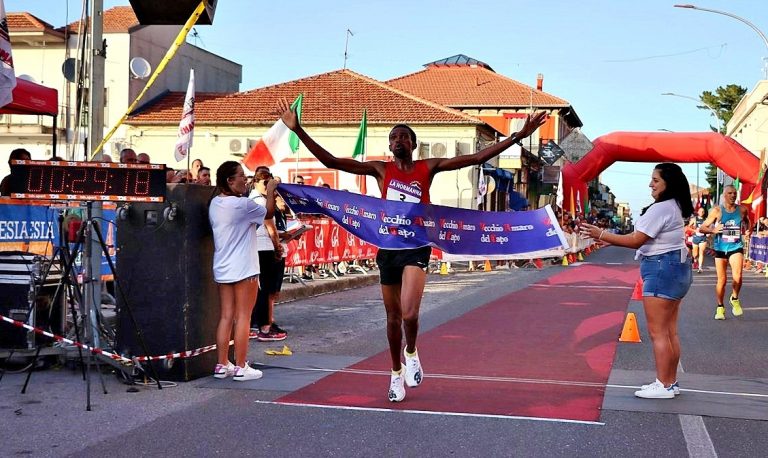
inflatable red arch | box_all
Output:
[561,132,760,214]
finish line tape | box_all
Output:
[0,314,251,364]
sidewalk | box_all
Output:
[278,270,380,303]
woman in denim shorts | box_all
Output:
[581,163,693,400]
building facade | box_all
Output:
[2,6,240,176]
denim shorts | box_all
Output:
[639,249,693,300]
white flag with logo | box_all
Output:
[477,166,487,205]
[556,170,564,208]
[174,69,195,162]
[0,0,16,108]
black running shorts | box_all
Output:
[376,246,431,285]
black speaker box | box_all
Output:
[128,0,217,25]
[116,184,219,381]
[0,252,64,350]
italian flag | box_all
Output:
[242,94,302,171]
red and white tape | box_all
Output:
[0,314,249,364]
[1,313,132,363]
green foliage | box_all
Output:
[699,84,747,134]
[699,84,747,195]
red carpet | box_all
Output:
[277,265,639,422]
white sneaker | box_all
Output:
[213,362,235,379]
[641,380,680,396]
[403,349,423,388]
[635,379,675,399]
[388,371,405,402]
[233,362,263,382]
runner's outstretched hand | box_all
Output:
[277,98,299,131]
[517,112,548,139]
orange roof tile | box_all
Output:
[127,69,487,127]
[8,12,59,32]
[387,65,570,108]
[66,6,139,34]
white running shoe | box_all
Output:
[641,380,679,395]
[403,349,423,388]
[213,362,235,379]
[233,362,263,382]
[388,371,406,402]
[635,379,675,399]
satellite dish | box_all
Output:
[485,176,496,194]
[129,57,152,79]
[62,58,76,82]
[431,142,447,158]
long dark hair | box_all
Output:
[215,161,241,196]
[640,163,694,218]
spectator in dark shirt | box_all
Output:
[0,148,32,196]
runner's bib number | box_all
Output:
[722,224,740,243]
[385,179,422,203]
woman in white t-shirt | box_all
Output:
[208,161,277,381]
[580,163,693,400]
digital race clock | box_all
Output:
[8,160,167,202]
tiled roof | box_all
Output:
[7,12,59,32]
[66,6,139,33]
[387,65,570,108]
[127,69,486,126]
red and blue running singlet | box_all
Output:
[380,161,431,204]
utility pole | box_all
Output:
[86,0,105,346]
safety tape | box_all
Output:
[0,313,254,364]
[1,313,132,364]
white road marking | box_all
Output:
[255,400,605,425]
[680,415,718,458]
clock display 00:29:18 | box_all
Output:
[25,166,153,196]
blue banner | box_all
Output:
[0,200,117,275]
[749,235,768,263]
[277,184,568,255]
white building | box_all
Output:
[2,6,240,175]
[727,79,768,164]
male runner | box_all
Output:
[699,185,750,320]
[278,99,546,401]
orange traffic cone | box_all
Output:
[631,279,643,300]
[483,260,492,272]
[619,312,642,343]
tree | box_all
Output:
[699,84,747,195]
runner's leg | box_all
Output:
[729,252,744,299]
[382,283,403,371]
[400,266,427,354]
[715,257,727,304]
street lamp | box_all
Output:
[675,4,768,79]
[661,92,722,132]
[661,92,724,200]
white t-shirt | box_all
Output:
[248,191,275,252]
[634,199,686,259]
[209,195,266,283]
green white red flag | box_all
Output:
[243,94,302,171]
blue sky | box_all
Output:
[9,0,768,215]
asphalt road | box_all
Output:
[2,246,768,457]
